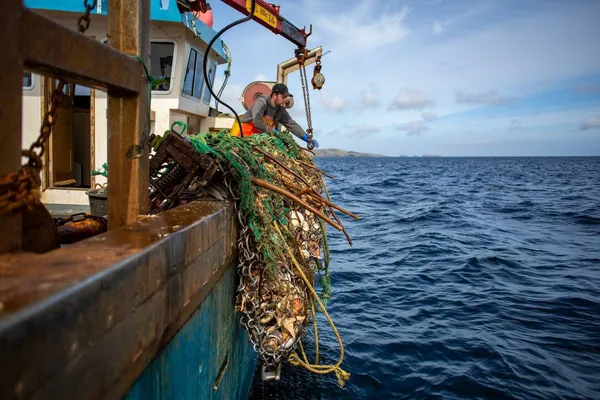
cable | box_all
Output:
[215,42,232,114]
[203,0,256,138]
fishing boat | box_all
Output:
[0,1,348,399]
[20,0,232,211]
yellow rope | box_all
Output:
[273,222,350,388]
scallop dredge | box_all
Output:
[146,127,358,385]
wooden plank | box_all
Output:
[22,9,142,95]
[0,201,237,400]
[107,0,150,229]
[0,0,24,253]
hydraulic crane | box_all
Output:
[176,0,311,48]
[176,0,325,149]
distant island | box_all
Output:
[311,148,386,158]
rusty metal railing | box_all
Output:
[0,0,150,254]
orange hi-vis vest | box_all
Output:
[230,116,275,138]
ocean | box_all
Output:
[248,156,600,399]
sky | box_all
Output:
[208,0,600,156]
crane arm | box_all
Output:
[277,46,322,85]
[177,0,310,48]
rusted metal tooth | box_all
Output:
[286,181,359,220]
[314,194,359,220]
[328,204,353,246]
[297,160,336,180]
[294,188,312,197]
[251,178,342,231]
[253,146,310,187]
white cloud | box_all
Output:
[321,93,346,112]
[360,84,381,108]
[368,1,600,98]
[254,73,269,81]
[343,123,381,137]
[390,88,434,110]
[315,3,409,52]
[455,90,515,106]
[432,21,444,35]
[422,111,438,121]
[210,1,600,156]
[579,116,600,131]
[395,120,429,135]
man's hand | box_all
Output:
[302,133,319,149]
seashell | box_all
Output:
[260,313,274,324]
[283,338,295,350]
[289,211,304,229]
[266,325,278,335]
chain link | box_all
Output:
[26,81,66,168]
[299,64,313,139]
[78,0,97,33]
[226,163,322,368]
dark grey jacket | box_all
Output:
[239,94,305,140]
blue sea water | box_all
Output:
[248,156,600,400]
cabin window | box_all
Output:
[159,0,169,10]
[23,72,34,90]
[193,51,206,98]
[150,41,175,92]
[182,49,197,97]
[182,47,206,100]
[203,61,216,104]
[100,39,175,92]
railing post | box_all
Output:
[107,0,150,229]
[0,0,24,253]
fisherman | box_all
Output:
[230,83,319,148]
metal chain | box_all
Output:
[77,0,97,33]
[299,64,313,139]
[25,81,66,168]
[222,173,301,368]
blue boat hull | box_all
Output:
[124,261,258,400]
